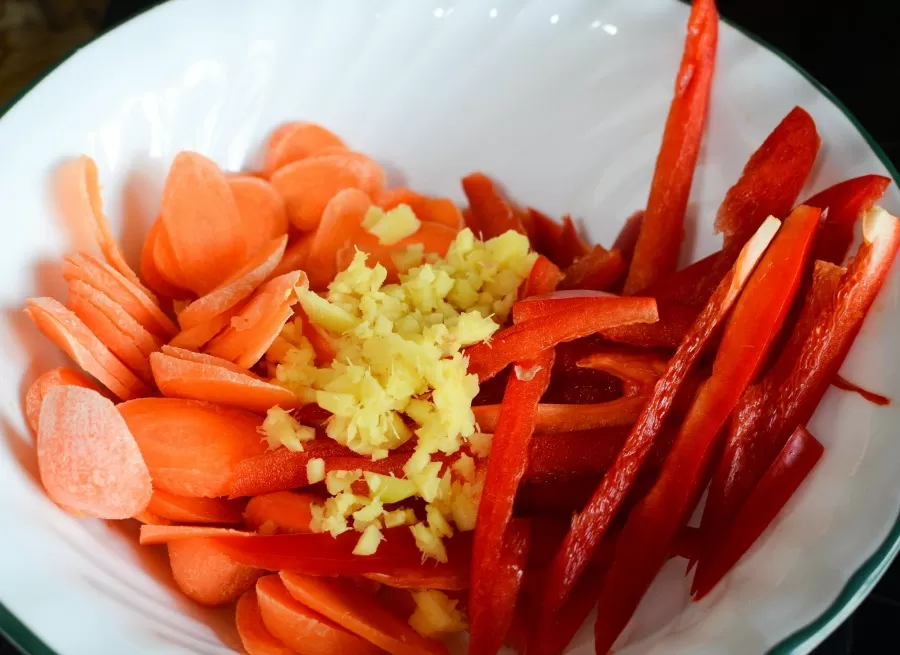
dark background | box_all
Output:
[3,0,899,653]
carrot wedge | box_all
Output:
[168,537,261,606]
[536,217,780,628]
[25,297,149,400]
[236,589,297,655]
[243,491,317,534]
[150,351,301,413]
[280,572,449,655]
[37,386,152,519]
[256,575,380,655]
[473,397,646,433]
[229,176,290,246]
[462,173,525,239]
[161,151,250,295]
[263,122,347,177]
[271,152,386,231]
[623,0,718,294]
[146,489,245,524]
[177,235,288,329]
[306,188,371,289]
[25,367,102,433]
[119,398,268,497]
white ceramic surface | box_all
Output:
[0,0,898,653]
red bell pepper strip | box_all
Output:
[576,349,669,389]
[469,348,552,654]
[526,429,630,482]
[522,255,563,298]
[622,0,718,295]
[535,217,780,630]
[525,208,565,260]
[461,173,525,239]
[473,396,646,433]
[556,216,591,269]
[466,297,659,380]
[832,374,890,406]
[696,208,900,577]
[804,174,891,264]
[559,246,626,291]
[647,106,820,306]
[612,210,645,264]
[693,425,823,599]
[588,205,820,653]
[469,519,531,655]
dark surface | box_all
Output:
[1,0,898,653]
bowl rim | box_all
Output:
[0,2,897,654]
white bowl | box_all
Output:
[0,0,898,653]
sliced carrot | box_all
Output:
[168,537,261,606]
[25,297,149,400]
[150,351,301,414]
[271,152,386,231]
[63,253,178,339]
[243,491,318,534]
[263,122,347,177]
[280,572,448,655]
[160,344,257,373]
[229,176,290,247]
[153,220,192,291]
[168,306,239,351]
[66,287,154,383]
[337,222,458,279]
[306,188,371,289]
[256,575,381,655]
[461,172,525,239]
[37,386,152,519]
[146,489,246,524]
[25,367,102,433]
[55,156,148,294]
[119,398,268,497]
[161,151,250,294]
[140,219,190,299]
[140,524,252,545]
[236,589,298,655]
[177,235,288,330]
[377,188,463,230]
[270,232,315,279]
[133,509,172,525]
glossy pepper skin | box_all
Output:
[534,217,780,640]
[462,172,525,239]
[588,205,820,653]
[623,0,718,295]
[692,425,824,599]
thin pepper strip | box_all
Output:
[535,217,780,632]
[576,348,669,389]
[588,205,820,653]
[522,255,564,298]
[559,246,626,292]
[461,173,525,239]
[473,396,646,433]
[623,0,718,294]
[466,296,658,381]
[695,208,900,581]
[692,426,824,599]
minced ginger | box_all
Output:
[261,219,536,560]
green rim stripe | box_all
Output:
[0,4,898,655]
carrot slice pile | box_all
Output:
[236,589,297,655]
[263,122,347,177]
[37,386,152,518]
[24,367,102,433]
[146,489,245,524]
[168,537,261,606]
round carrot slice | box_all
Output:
[146,489,246,524]
[263,123,346,178]
[141,219,191,299]
[37,386,152,519]
[24,367,102,433]
[269,232,314,280]
[270,153,386,231]
[255,575,380,655]
[229,177,290,250]
[236,589,297,655]
[306,188,371,289]
[25,297,149,400]
[67,279,162,357]
[160,344,257,374]
[243,491,318,534]
[168,537,261,606]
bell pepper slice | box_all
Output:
[696,208,900,574]
[535,217,779,630]
[692,425,823,599]
[473,396,646,433]
[576,348,669,389]
[469,348,553,654]
[468,519,531,655]
[461,173,525,239]
[622,0,718,294]
[832,374,890,406]
[559,246,626,291]
[556,216,591,269]
[522,255,564,298]
[526,429,630,482]
[588,205,820,653]
[612,210,645,264]
[524,208,565,261]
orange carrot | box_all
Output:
[337,222,458,279]
[24,367,102,433]
[133,509,172,525]
[161,151,250,294]
[150,351,301,414]
[270,152,386,231]
[63,253,178,339]
[152,220,192,292]
[119,398,268,497]
[140,524,252,545]
[146,489,246,524]
[263,122,347,177]
[160,344,258,373]
[306,188,371,289]
[461,172,525,238]
[296,310,338,365]
[271,234,314,281]
[168,537,261,606]
[236,589,297,655]
[37,386,152,519]
[243,491,318,534]
[280,572,448,655]
[168,305,240,351]
[377,188,463,230]
[256,575,381,655]
[140,219,190,299]
[25,297,149,400]
[67,279,162,357]
[229,176,290,250]
[177,235,288,330]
